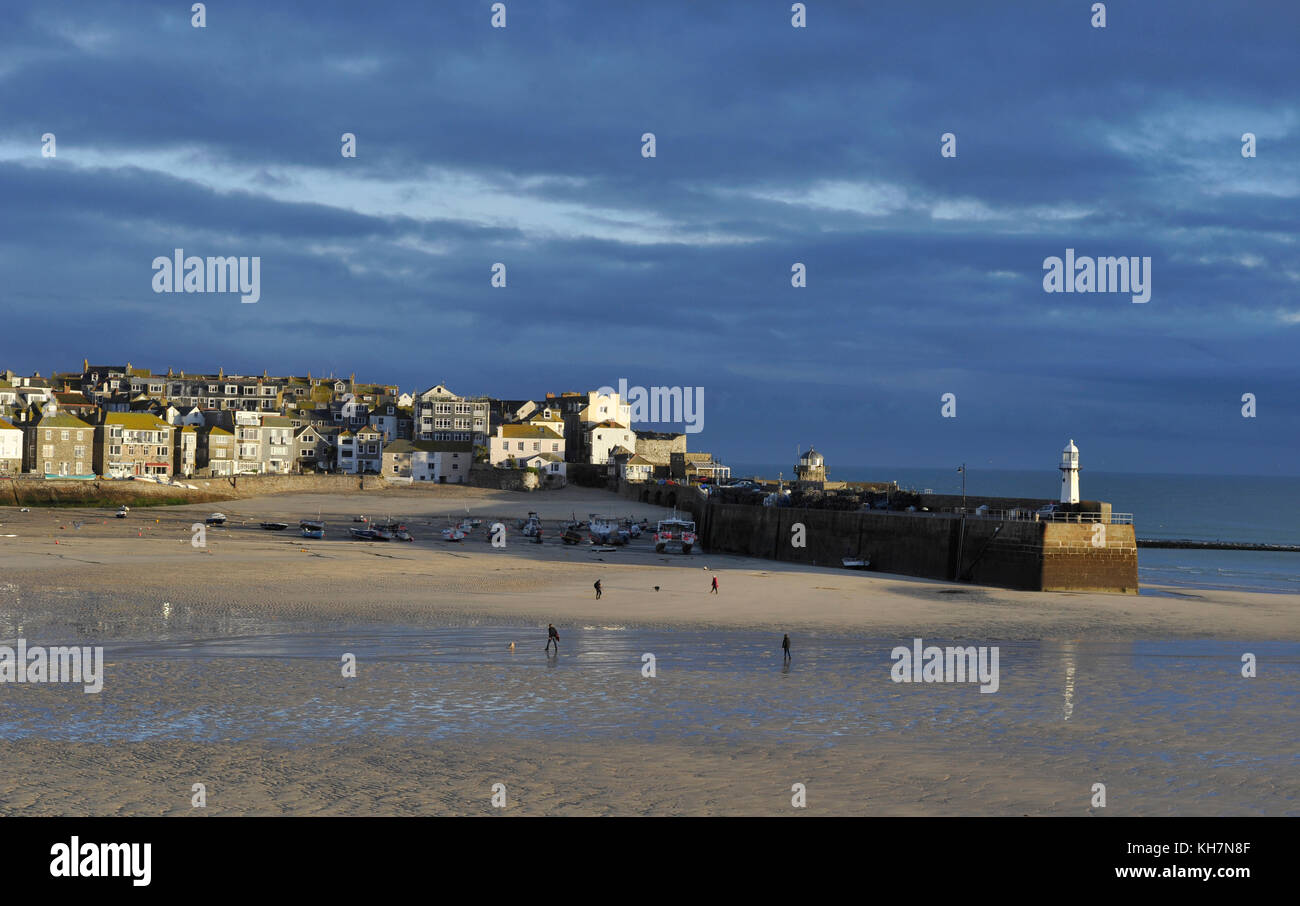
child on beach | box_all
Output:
[782,633,791,660]
[546,623,559,654]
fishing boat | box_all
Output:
[115,505,129,519]
[206,512,228,525]
[299,518,325,539]
[519,512,543,537]
[588,514,629,545]
[260,521,290,531]
[349,527,380,541]
[441,526,466,542]
[392,529,413,542]
[653,513,696,554]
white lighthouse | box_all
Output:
[1059,439,1080,504]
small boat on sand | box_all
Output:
[260,522,290,531]
[115,506,129,519]
[349,527,380,541]
[841,557,869,570]
[300,519,325,539]
[441,527,466,542]
[206,513,228,525]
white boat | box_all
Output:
[520,512,543,537]
[206,513,228,525]
[115,505,129,519]
[841,558,869,570]
[653,513,696,554]
[441,527,466,542]
[588,514,629,545]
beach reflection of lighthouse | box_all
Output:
[1061,640,1077,721]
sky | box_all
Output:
[1,1,1297,476]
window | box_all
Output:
[61,430,69,442]
[262,387,273,396]
[44,430,51,441]
[75,462,83,473]
[42,445,53,458]
[552,443,559,452]
[225,385,236,395]
[74,446,85,458]
[44,461,51,473]
[532,442,539,451]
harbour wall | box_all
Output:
[619,482,1138,593]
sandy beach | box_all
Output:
[1,486,1296,816]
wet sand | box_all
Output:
[0,488,1296,816]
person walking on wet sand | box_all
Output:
[710,575,719,594]
[782,633,791,661]
[546,623,560,654]
[594,579,602,599]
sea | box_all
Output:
[728,465,1300,595]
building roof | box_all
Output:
[103,413,172,430]
[413,440,473,453]
[499,425,564,440]
[33,412,94,429]
[0,417,19,431]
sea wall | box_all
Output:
[618,482,1138,593]
[0,473,395,507]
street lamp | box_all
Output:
[958,463,966,513]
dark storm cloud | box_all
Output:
[0,0,1296,473]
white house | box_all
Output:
[587,421,637,465]
[490,424,565,467]
[0,417,22,474]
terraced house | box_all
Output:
[95,412,175,478]
[24,402,95,478]
[197,425,234,476]
[415,384,489,450]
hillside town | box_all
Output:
[0,361,731,488]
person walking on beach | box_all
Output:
[594,579,602,599]
[546,623,560,654]
[782,633,791,661]
[710,575,719,594]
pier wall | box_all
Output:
[618,482,1138,593]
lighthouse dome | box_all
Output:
[804,448,823,466]
[1063,439,1078,454]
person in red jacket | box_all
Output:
[710,575,719,594]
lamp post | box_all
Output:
[958,463,966,514]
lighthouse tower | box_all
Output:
[1059,439,1080,504]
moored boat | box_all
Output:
[260,522,290,531]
